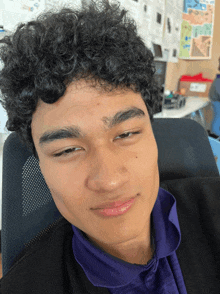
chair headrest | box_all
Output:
[152,118,219,181]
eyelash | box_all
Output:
[53,131,141,157]
[54,147,81,157]
[114,131,141,140]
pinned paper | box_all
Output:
[190,83,207,92]
[180,0,215,59]
[162,0,182,62]
[1,0,45,31]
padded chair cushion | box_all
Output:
[152,118,219,181]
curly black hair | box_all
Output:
[0,0,161,157]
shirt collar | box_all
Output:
[152,188,181,259]
[71,188,181,287]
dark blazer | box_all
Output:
[1,177,220,294]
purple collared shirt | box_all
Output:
[71,188,187,293]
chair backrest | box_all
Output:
[1,118,219,276]
[211,101,220,136]
[153,118,219,181]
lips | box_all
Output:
[93,197,137,217]
[93,196,136,210]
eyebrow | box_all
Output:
[102,106,145,128]
[39,127,82,146]
[39,106,145,146]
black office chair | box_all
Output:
[1,118,219,276]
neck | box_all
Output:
[107,238,154,265]
[88,222,153,265]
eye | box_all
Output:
[114,131,141,140]
[53,147,82,157]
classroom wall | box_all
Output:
[165,0,220,92]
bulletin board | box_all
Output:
[116,0,184,63]
[0,0,184,63]
[0,0,46,31]
[179,0,215,59]
[0,0,82,31]
[162,0,183,63]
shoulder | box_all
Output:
[0,218,109,294]
[161,176,220,203]
[160,176,220,222]
[0,217,74,293]
[161,177,220,292]
[160,176,220,231]
[12,217,73,265]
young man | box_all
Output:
[0,1,220,293]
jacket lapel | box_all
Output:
[161,178,220,293]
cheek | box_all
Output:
[40,160,86,205]
[135,143,159,202]
[133,135,158,177]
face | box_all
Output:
[31,80,159,248]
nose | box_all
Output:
[86,147,129,193]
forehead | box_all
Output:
[31,80,148,133]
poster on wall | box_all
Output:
[163,0,183,63]
[2,0,45,31]
[149,0,165,47]
[119,0,166,59]
[0,10,3,28]
[0,0,184,62]
[45,0,82,10]
[137,0,154,48]
[0,0,83,32]
[119,0,141,24]
[179,0,215,59]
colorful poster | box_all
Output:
[179,0,215,59]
